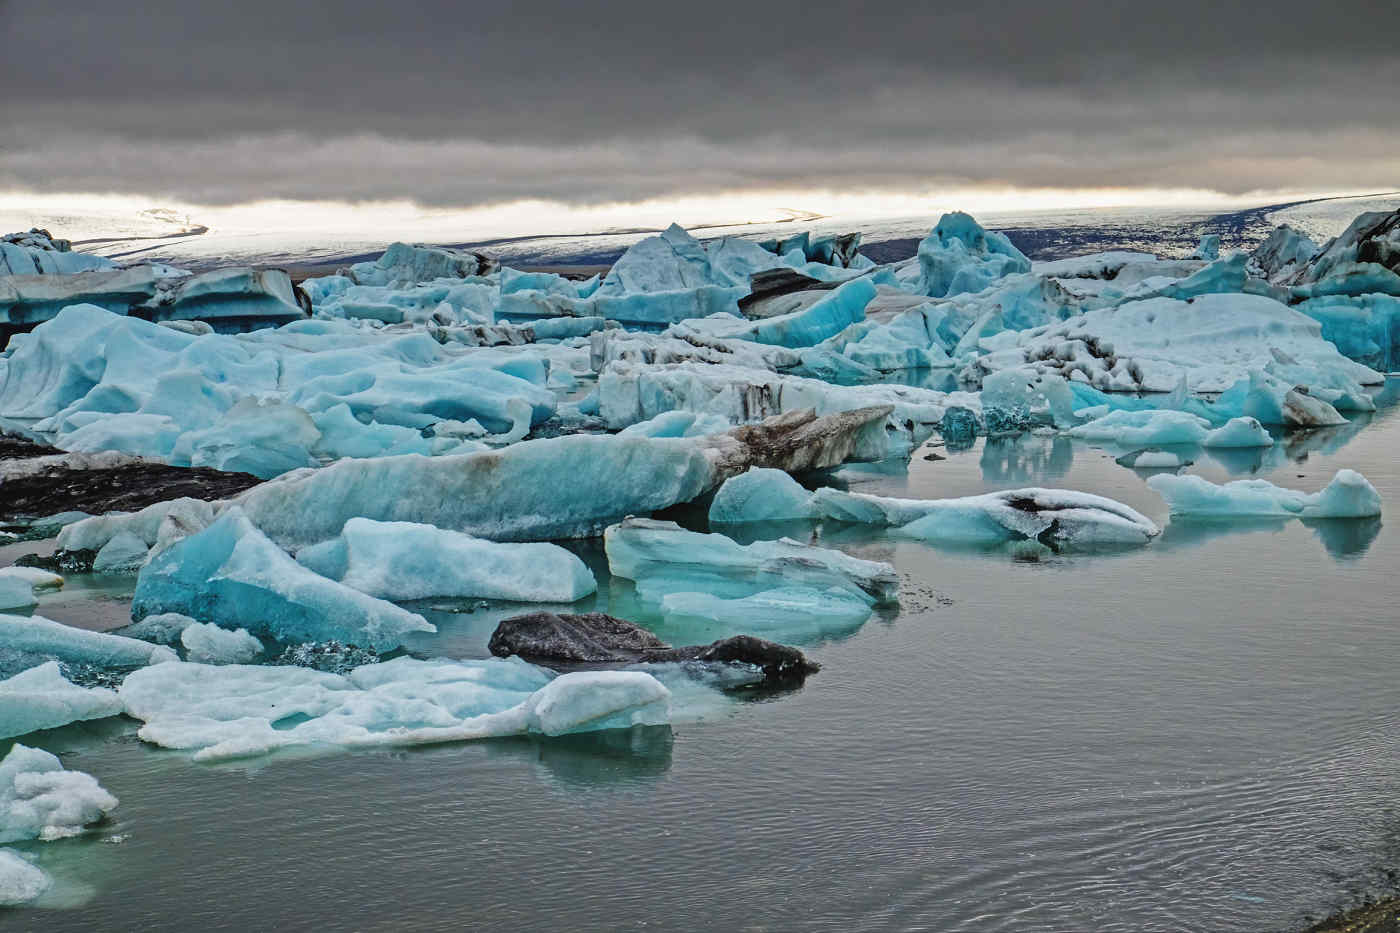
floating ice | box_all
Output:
[1297,293,1400,372]
[121,613,198,646]
[708,468,817,524]
[295,517,597,603]
[0,229,115,276]
[0,849,50,906]
[343,242,497,288]
[131,508,435,651]
[1067,410,1210,447]
[91,532,151,574]
[1201,417,1275,448]
[683,278,876,348]
[1147,469,1382,519]
[235,408,885,547]
[180,622,264,665]
[617,411,733,439]
[0,568,63,611]
[0,616,177,671]
[604,518,896,642]
[0,744,118,843]
[811,487,1159,548]
[118,658,672,761]
[0,663,124,740]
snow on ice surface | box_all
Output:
[117,658,673,762]
[0,663,124,740]
[295,517,597,603]
[1147,469,1382,519]
[132,507,435,651]
[0,744,117,843]
[0,849,50,906]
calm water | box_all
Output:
[6,382,1400,932]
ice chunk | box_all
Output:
[295,518,596,603]
[605,517,898,610]
[1067,410,1210,447]
[658,587,874,645]
[1248,225,1318,282]
[180,622,263,665]
[0,229,115,276]
[1190,234,1221,261]
[121,613,197,645]
[91,532,150,574]
[117,658,671,761]
[345,242,496,288]
[1147,469,1381,519]
[683,278,876,348]
[1202,416,1274,448]
[0,663,123,739]
[1287,209,1400,299]
[0,744,118,843]
[811,487,1159,549]
[1297,293,1400,372]
[0,616,176,670]
[0,849,50,906]
[617,411,733,439]
[235,408,886,547]
[915,212,1031,298]
[131,508,435,651]
[0,568,63,611]
[1116,449,1189,469]
[708,468,817,524]
[58,498,217,560]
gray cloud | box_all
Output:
[1,1,1396,205]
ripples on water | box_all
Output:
[9,380,1400,932]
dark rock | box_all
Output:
[738,268,838,318]
[489,611,820,683]
[16,548,96,574]
[0,433,261,522]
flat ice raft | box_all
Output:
[708,468,1159,549]
[1147,469,1382,519]
[118,657,672,762]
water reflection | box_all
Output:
[484,726,675,791]
[1155,515,1382,561]
[980,434,1074,484]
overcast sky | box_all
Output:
[2,1,1396,207]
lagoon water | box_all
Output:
[7,380,1400,932]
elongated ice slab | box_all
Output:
[0,663,124,740]
[1147,469,1382,519]
[118,658,672,762]
[0,616,176,671]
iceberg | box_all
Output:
[1286,209,1400,299]
[973,293,1382,394]
[0,616,177,671]
[234,407,889,547]
[343,242,497,288]
[1147,469,1382,519]
[1201,416,1275,448]
[708,468,817,523]
[0,229,115,277]
[915,212,1031,298]
[0,744,117,843]
[682,278,876,348]
[1067,410,1210,447]
[810,487,1159,549]
[1297,293,1400,372]
[180,622,264,665]
[605,516,898,609]
[118,658,672,762]
[131,508,435,651]
[0,850,49,906]
[1248,225,1318,282]
[657,587,876,645]
[295,517,597,603]
[0,663,124,739]
[0,568,63,611]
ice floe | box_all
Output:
[1147,469,1382,519]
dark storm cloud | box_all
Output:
[1,0,1396,204]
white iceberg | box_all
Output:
[1201,417,1275,448]
[0,663,124,740]
[1147,469,1382,519]
[180,622,264,665]
[0,744,117,843]
[1067,410,1210,447]
[0,616,177,671]
[0,568,63,612]
[708,468,818,524]
[0,849,50,906]
[118,658,672,762]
